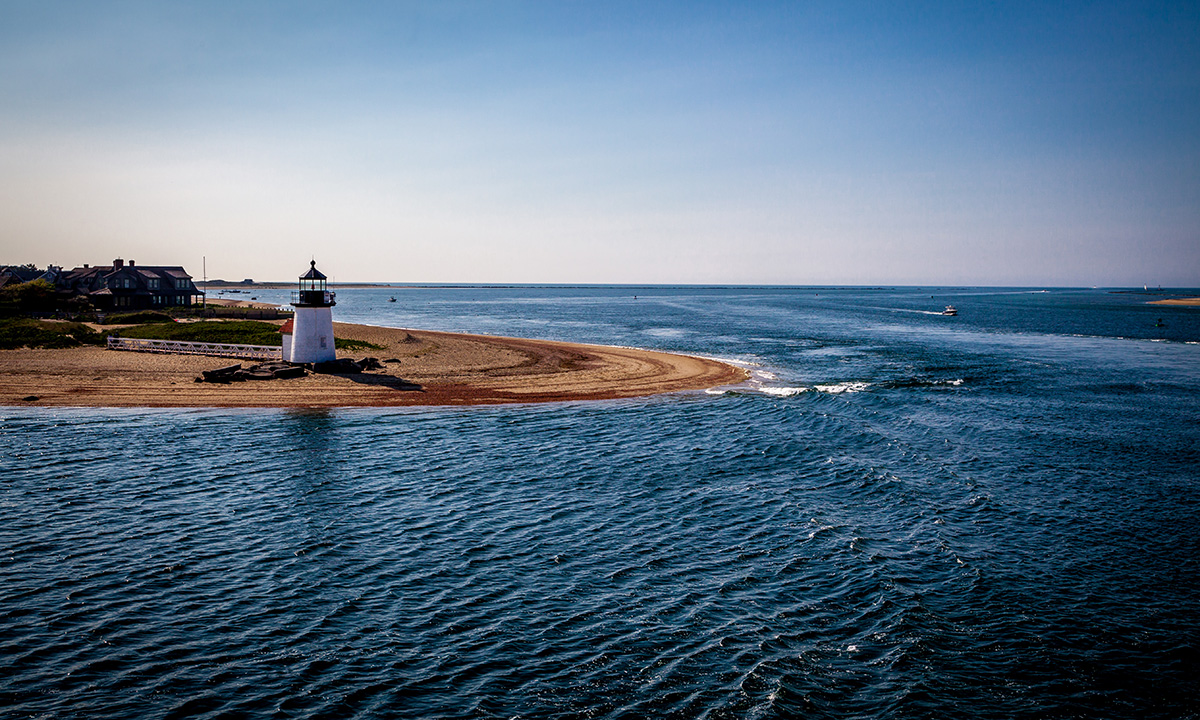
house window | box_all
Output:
[148,278,159,289]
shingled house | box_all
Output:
[0,264,61,291]
[58,258,203,311]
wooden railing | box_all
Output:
[107,336,281,360]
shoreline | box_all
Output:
[201,297,289,310]
[0,322,749,408]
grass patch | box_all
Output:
[335,338,384,351]
[0,318,105,349]
[103,310,176,325]
[117,321,284,346]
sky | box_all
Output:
[1,1,1197,286]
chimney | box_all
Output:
[129,260,135,267]
[83,264,89,269]
[113,258,124,268]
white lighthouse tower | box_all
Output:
[285,260,337,364]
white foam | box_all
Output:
[707,356,761,368]
[814,381,871,394]
[643,327,689,338]
[758,386,808,397]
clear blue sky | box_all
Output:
[1,1,1197,285]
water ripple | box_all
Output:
[4,302,1199,720]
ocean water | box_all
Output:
[3,286,1199,719]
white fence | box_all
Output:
[107,336,281,361]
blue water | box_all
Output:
[3,287,1199,719]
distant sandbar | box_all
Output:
[1148,298,1200,307]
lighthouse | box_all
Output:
[285,260,337,364]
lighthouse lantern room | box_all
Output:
[287,260,337,364]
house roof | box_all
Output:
[279,318,294,334]
[0,266,45,283]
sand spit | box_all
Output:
[0,322,748,407]
[1148,298,1200,307]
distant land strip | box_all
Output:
[0,323,748,408]
[1148,298,1200,306]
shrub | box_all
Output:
[0,318,104,349]
[0,279,56,311]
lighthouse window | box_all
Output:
[320,336,327,348]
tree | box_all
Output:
[1,279,57,311]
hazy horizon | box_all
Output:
[2,1,1197,286]
[198,278,1194,291]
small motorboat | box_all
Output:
[942,305,958,316]
[388,297,397,303]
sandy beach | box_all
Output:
[0,322,748,407]
[1148,298,1200,306]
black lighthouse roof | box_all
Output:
[300,260,327,280]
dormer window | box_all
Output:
[147,278,159,289]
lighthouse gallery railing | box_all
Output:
[291,290,336,306]
[107,336,282,361]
